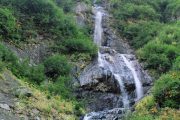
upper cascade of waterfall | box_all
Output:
[94,7,103,46]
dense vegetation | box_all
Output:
[0,0,97,118]
[110,0,180,119]
[0,0,97,55]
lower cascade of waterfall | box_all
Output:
[121,55,143,100]
[81,4,151,120]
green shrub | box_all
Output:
[63,36,97,55]
[44,55,71,79]
[172,57,180,71]
[11,59,31,77]
[112,2,159,21]
[0,0,82,41]
[0,61,5,72]
[45,76,71,99]
[55,0,74,13]
[123,21,161,48]
[153,72,180,108]
[29,64,45,84]
[137,40,179,73]
[157,24,180,45]
[164,0,180,21]
[0,43,17,63]
[125,113,154,120]
[0,8,18,40]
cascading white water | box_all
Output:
[114,74,129,108]
[121,55,143,100]
[94,8,103,46]
[83,5,144,120]
[93,6,130,109]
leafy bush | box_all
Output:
[0,43,17,64]
[164,0,180,21]
[123,21,161,48]
[0,8,18,40]
[157,23,180,45]
[29,64,45,84]
[172,57,180,71]
[153,72,180,108]
[137,42,177,73]
[63,36,97,55]
[46,76,71,98]
[44,55,71,79]
[112,2,159,21]
[125,113,154,120]
[55,0,74,13]
[135,95,156,112]
[0,61,5,72]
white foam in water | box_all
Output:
[83,114,92,120]
[114,74,129,108]
[98,51,104,67]
[121,54,143,100]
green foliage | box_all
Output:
[0,0,97,56]
[55,0,74,13]
[14,0,66,36]
[135,95,156,112]
[166,0,180,19]
[0,61,5,72]
[44,55,71,79]
[125,113,154,120]
[0,43,45,84]
[45,76,71,98]
[137,23,180,73]
[63,35,97,55]
[111,1,160,21]
[29,64,45,84]
[0,7,18,40]
[0,43,17,64]
[137,41,179,73]
[153,72,180,108]
[172,57,180,71]
[123,21,161,48]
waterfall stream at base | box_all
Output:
[82,5,145,120]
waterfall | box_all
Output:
[114,74,129,108]
[93,6,130,109]
[94,8,103,46]
[121,54,143,100]
[83,4,144,120]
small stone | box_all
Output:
[0,103,11,111]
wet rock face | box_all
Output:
[79,49,152,94]
[79,64,120,94]
[76,90,122,112]
[102,17,133,54]
[78,49,152,113]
